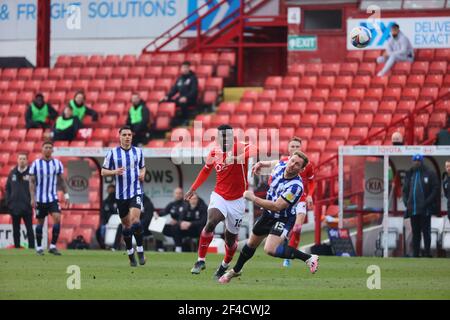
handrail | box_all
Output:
[142,0,229,53]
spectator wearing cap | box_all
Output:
[160,61,198,126]
[25,93,58,129]
[68,91,98,124]
[402,154,439,257]
[376,23,414,77]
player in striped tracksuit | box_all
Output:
[29,141,70,256]
[101,126,146,267]
[219,151,319,284]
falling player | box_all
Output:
[185,124,256,279]
[219,151,319,284]
[29,141,70,256]
[101,126,146,267]
[280,137,315,267]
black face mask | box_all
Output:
[393,142,403,146]
[392,33,398,39]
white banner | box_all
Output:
[67,160,91,203]
[363,160,384,210]
[0,224,45,248]
[347,17,450,50]
[0,0,242,40]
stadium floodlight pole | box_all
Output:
[383,155,389,258]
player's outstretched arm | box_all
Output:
[243,190,290,212]
[252,160,279,176]
[185,165,213,200]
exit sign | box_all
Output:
[288,35,317,51]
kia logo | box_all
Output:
[68,176,88,192]
[366,178,383,194]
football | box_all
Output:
[350,26,372,48]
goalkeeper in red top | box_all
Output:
[185,124,257,279]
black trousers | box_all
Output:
[156,223,202,250]
[11,212,35,249]
[410,214,431,257]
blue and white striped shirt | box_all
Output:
[29,158,64,204]
[103,146,145,200]
[265,161,304,218]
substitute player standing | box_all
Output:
[101,126,146,267]
[29,141,70,256]
[185,124,256,279]
[219,151,319,284]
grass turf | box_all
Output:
[1,249,450,300]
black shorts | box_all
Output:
[252,212,295,237]
[35,201,61,219]
[116,195,143,219]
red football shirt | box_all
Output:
[192,142,256,200]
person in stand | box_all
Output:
[25,93,58,129]
[68,91,98,124]
[126,93,151,146]
[52,106,82,141]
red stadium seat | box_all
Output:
[218,52,236,66]
[293,88,312,101]
[279,127,295,140]
[345,50,363,63]
[307,140,326,152]
[299,76,317,88]
[364,88,383,101]
[166,52,185,66]
[322,63,340,76]
[235,102,253,115]
[16,92,34,105]
[85,55,103,67]
[389,75,407,88]
[300,113,319,127]
[229,114,248,128]
[347,88,365,101]
[287,64,305,77]
[283,114,301,127]
[157,102,176,117]
[55,79,73,92]
[402,87,420,101]
[306,101,324,115]
[206,77,223,92]
[98,115,118,128]
[349,127,369,140]
[353,75,371,89]
[416,49,434,61]
[253,101,271,115]
[70,141,86,147]
[406,74,425,88]
[111,66,129,79]
[0,215,11,224]
[271,101,288,114]
[203,90,218,105]
[410,61,429,75]
[247,114,265,128]
[241,90,259,103]
[162,65,180,78]
[330,127,350,140]
[119,54,136,67]
[429,61,447,74]
[294,127,313,140]
[9,129,27,142]
[217,102,237,115]
[434,49,450,62]
[281,76,300,89]
[392,62,411,75]
[354,114,374,127]
[32,68,48,80]
[357,63,376,76]
[336,113,355,127]
[202,52,219,65]
[17,68,33,80]
[264,114,283,128]
[429,112,447,127]
[115,91,132,104]
[373,114,392,128]
[414,113,430,127]
[0,92,17,104]
[313,127,332,139]
[73,228,93,243]
[63,215,83,228]
[370,76,388,89]
[364,50,383,63]
[420,87,439,100]
[328,88,347,101]
[339,62,358,76]
[71,56,88,67]
[317,76,335,89]
[154,116,171,131]
[8,80,24,91]
[335,76,353,89]
[325,139,345,152]
[97,91,115,104]
[383,88,402,101]
[360,100,379,114]
[324,101,342,114]
[185,53,202,66]
[26,128,43,142]
[276,89,294,102]
[288,101,306,114]
[216,65,230,78]
[92,128,111,143]
[397,100,416,113]
[304,63,322,76]
[424,75,443,88]
[47,68,64,80]
[103,55,121,67]
[96,67,113,79]
[103,79,121,91]
[342,101,360,114]
[0,116,18,129]
[378,101,396,114]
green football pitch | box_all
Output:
[1,249,450,300]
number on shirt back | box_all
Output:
[274,221,285,232]
[234,219,242,228]
[136,196,141,205]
